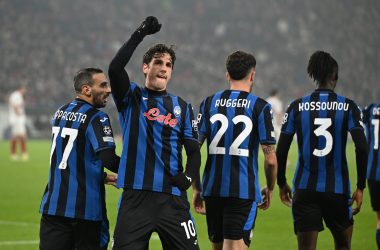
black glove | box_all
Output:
[171,172,193,191]
[135,16,161,37]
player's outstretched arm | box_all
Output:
[108,16,161,110]
[276,132,293,207]
[258,144,277,210]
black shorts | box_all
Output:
[113,189,199,250]
[292,190,353,234]
[39,214,102,250]
[368,180,380,211]
[204,196,258,247]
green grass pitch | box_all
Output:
[0,140,376,249]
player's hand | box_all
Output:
[171,172,192,191]
[258,186,273,210]
[104,173,118,188]
[350,188,363,215]
[135,16,161,36]
[279,183,292,207]
[192,189,206,215]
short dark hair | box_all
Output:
[143,44,176,68]
[226,51,256,80]
[73,67,103,93]
[307,51,338,84]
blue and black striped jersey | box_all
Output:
[40,99,116,221]
[198,90,276,201]
[363,103,380,181]
[281,89,364,195]
[114,83,198,196]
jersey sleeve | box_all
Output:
[348,101,365,131]
[258,103,276,144]
[197,99,208,137]
[183,103,199,141]
[87,113,116,152]
[281,102,296,136]
[362,104,371,125]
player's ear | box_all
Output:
[250,68,256,82]
[82,84,92,96]
[142,63,149,75]
[226,72,231,81]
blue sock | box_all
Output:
[377,229,380,249]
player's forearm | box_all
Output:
[262,145,277,191]
[184,139,201,182]
[109,31,144,73]
[351,129,369,190]
[276,133,293,187]
[108,31,144,108]
[192,177,202,192]
[98,148,120,173]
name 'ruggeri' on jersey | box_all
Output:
[40,99,116,221]
[281,89,364,195]
[198,90,276,202]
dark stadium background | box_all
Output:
[1,0,379,137]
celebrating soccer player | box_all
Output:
[108,16,201,249]
[363,103,380,249]
[39,68,120,250]
[276,51,368,250]
[197,51,278,250]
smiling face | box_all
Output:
[143,53,173,91]
[91,73,111,108]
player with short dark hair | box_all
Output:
[39,67,120,250]
[363,103,380,249]
[197,50,277,250]
[108,16,201,249]
[276,51,368,250]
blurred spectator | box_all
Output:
[266,89,284,140]
[8,85,28,161]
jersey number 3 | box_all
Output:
[50,127,78,169]
[313,118,333,157]
[209,114,252,157]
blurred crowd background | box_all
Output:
[1,0,379,138]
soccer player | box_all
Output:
[363,103,380,249]
[8,85,28,161]
[276,51,368,250]
[108,16,201,249]
[39,68,120,250]
[266,89,284,140]
[197,50,278,250]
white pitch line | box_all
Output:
[0,220,39,227]
[0,240,39,246]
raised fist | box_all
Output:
[136,16,161,36]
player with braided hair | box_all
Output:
[276,51,368,250]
